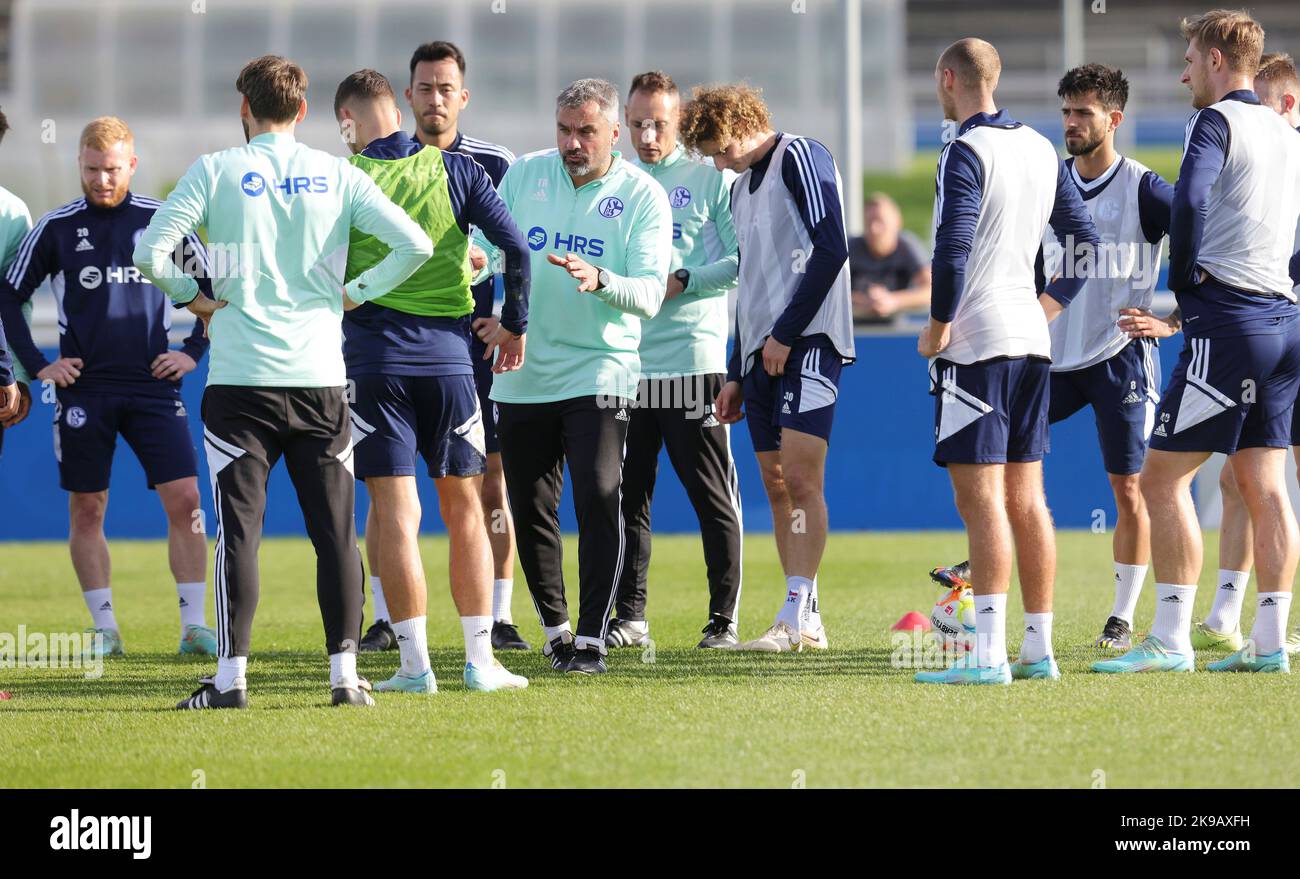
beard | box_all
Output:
[417,113,452,139]
[563,153,592,177]
[1065,132,1105,156]
[80,179,128,208]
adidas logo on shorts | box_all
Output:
[1121,390,1143,405]
[1153,422,1168,437]
[614,408,629,422]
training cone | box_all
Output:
[892,611,931,632]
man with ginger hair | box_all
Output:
[681,83,854,653]
[1094,10,1300,676]
[0,116,216,660]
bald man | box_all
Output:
[848,193,931,322]
[915,38,1098,685]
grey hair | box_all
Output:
[556,78,619,123]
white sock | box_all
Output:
[1020,612,1053,663]
[330,652,356,686]
[777,576,812,629]
[214,656,247,692]
[1152,583,1196,653]
[1205,569,1250,632]
[973,593,1008,668]
[542,622,572,646]
[370,576,390,624]
[1111,563,1147,625]
[177,581,206,630]
[391,616,431,677]
[575,635,607,654]
[330,651,358,689]
[800,576,822,631]
[462,615,494,668]
[1249,592,1292,655]
[83,588,118,631]
[492,579,514,624]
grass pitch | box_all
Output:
[1,530,1296,788]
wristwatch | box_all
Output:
[674,268,691,289]
[597,268,612,290]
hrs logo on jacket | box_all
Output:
[241,171,329,197]
[526,225,604,258]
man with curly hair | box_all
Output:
[680,83,854,653]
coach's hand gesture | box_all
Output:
[715,380,745,424]
[548,252,600,292]
[0,381,30,428]
[37,357,83,388]
[917,318,950,358]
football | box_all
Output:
[930,585,976,643]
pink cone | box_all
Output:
[891,611,931,632]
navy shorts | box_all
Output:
[1049,338,1160,476]
[53,388,197,493]
[470,335,500,455]
[743,337,843,452]
[349,373,486,479]
[1151,329,1300,455]
[931,356,1050,466]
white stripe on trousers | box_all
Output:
[596,433,630,642]
[722,422,744,623]
[212,481,230,658]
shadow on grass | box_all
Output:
[2,645,909,711]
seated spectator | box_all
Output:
[848,193,931,322]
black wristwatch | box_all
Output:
[674,268,691,289]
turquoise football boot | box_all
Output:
[1091,635,1193,673]
[914,659,1011,685]
[464,659,529,692]
[373,669,437,693]
[1207,646,1290,673]
[179,624,217,655]
[1010,655,1060,680]
[81,628,124,660]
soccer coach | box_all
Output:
[134,55,432,708]
[477,78,672,676]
